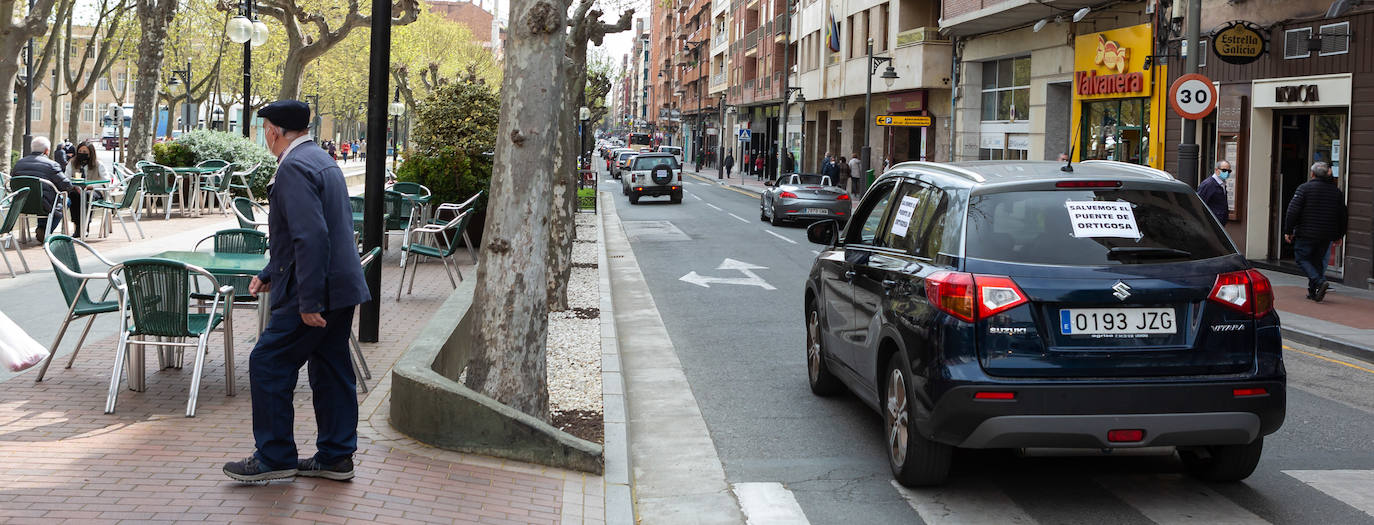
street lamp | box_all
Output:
[106,103,125,163]
[170,60,193,133]
[718,93,727,179]
[862,37,899,194]
[578,105,590,171]
[388,87,404,170]
[781,86,803,175]
[226,1,268,137]
[305,93,321,138]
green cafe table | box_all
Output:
[69,178,110,240]
[121,251,269,391]
[170,166,225,216]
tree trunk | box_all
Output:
[464,0,566,422]
[278,48,307,101]
[0,64,19,172]
[545,53,580,312]
[127,1,175,170]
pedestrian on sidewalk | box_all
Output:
[223,100,371,483]
[1197,160,1232,225]
[783,151,795,174]
[723,150,733,180]
[837,155,851,191]
[1284,161,1347,302]
[754,153,765,180]
[848,153,863,194]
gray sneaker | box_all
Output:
[223,456,297,482]
[298,456,354,481]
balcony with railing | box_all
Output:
[713,28,728,48]
[712,71,727,87]
[745,29,759,49]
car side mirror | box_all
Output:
[807,219,839,246]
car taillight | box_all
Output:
[1208,269,1273,318]
[925,271,975,322]
[975,275,1028,318]
[925,272,1027,322]
[779,191,798,199]
[836,194,850,200]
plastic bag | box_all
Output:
[0,310,49,372]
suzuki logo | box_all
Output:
[1112,281,1132,301]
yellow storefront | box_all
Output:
[1070,24,1167,169]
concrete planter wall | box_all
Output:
[389,279,604,473]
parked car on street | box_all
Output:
[611,150,638,179]
[802,160,1285,487]
[621,152,682,204]
[759,173,851,226]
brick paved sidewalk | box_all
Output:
[0,249,603,524]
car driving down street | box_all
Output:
[803,160,1284,487]
[759,173,852,226]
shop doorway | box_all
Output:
[1079,97,1150,164]
[1269,111,1347,272]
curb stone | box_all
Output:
[598,191,636,524]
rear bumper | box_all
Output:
[631,185,682,196]
[777,201,849,220]
[926,380,1285,449]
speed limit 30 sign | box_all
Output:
[1169,73,1218,120]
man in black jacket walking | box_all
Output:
[1284,161,1346,302]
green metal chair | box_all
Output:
[433,190,485,264]
[196,159,230,170]
[139,164,182,220]
[197,165,234,215]
[397,208,471,300]
[348,246,383,392]
[383,190,416,257]
[10,175,67,239]
[1,188,32,277]
[193,228,268,333]
[106,258,235,417]
[34,235,120,382]
[90,174,145,241]
[231,197,268,230]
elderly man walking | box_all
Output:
[1284,162,1347,302]
[223,100,371,482]
[1197,160,1233,226]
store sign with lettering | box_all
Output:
[1211,21,1267,65]
[1275,84,1320,103]
[1073,24,1154,100]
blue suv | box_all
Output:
[803,160,1285,487]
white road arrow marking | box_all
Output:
[679,258,776,290]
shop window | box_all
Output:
[1319,22,1350,56]
[979,56,1030,122]
[1283,28,1312,59]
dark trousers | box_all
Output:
[250,306,358,469]
[1293,238,1332,296]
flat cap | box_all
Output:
[257,100,310,131]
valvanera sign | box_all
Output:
[1212,21,1267,65]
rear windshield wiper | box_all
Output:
[1107,247,1192,260]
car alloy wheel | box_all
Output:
[806,306,842,395]
[886,367,910,468]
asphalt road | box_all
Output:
[602,162,1374,524]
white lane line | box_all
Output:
[893,480,1036,525]
[690,194,702,200]
[1094,475,1269,524]
[728,212,750,223]
[705,203,723,211]
[732,482,809,525]
[765,230,798,244]
[1285,470,1374,519]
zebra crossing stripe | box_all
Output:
[892,479,1036,525]
[1094,474,1269,524]
[1284,470,1374,519]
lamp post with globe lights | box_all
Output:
[226,5,268,137]
[388,88,405,170]
[862,37,898,194]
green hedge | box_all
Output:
[396,146,489,213]
[398,76,498,211]
[154,130,277,199]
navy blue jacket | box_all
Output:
[257,140,370,314]
[12,152,71,213]
[1196,174,1228,226]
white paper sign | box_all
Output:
[890,196,921,237]
[1064,201,1140,239]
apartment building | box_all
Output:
[679,0,714,164]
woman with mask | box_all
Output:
[63,140,109,237]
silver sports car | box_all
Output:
[759,173,852,226]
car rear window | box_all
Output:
[632,156,679,170]
[618,152,636,160]
[965,188,1235,265]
